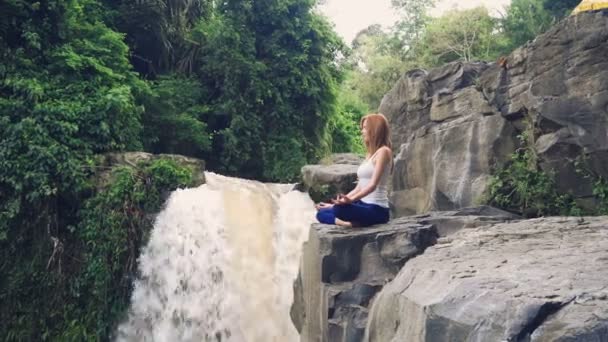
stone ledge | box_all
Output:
[292,206,517,342]
[366,216,608,341]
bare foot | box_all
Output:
[335,218,353,227]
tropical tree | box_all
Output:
[1,0,147,338]
[191,0,344,181]
[417,7,508,66]
[543,0,580,18]
[391,0,435,55]
[348,26,409,110]
[100,0,214,75]
[330,71,369,153]
[501,0,553,49]
[500,0,578,51]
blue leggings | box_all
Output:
[316,200,390,227]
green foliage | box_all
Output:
[190,0,344,181]
[573,155,608,215]
[543,0,580,18]
[347,28,410,110]
[330,72,368,154]
[391,0,435,53]
[417,7,510,66]
[501,0,578,51]
[486,133,581,217]
[142,75,212,157]
[100,0,214,75]
[65,158,194,339]
[0,0,146,246]
[1,0,156,339]
[487,130,608,218]
[1,158,195,341]
[591,178,608,215]
[1,0,348,337]
[502,0,553,49]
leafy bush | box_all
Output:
[190,2,344,182]
[1,0,348,339]
[1,158,196,341]
[591,178,608,215]
[0,0,146,237]
[329,76,368,154]
[486,133,581,217]
[141,75,212,157]
[501,0,578,51]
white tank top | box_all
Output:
[356,149,391,208]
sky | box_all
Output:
[318,0,513,44]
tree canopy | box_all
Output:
[0,0,350,338]
[341,0,579,110]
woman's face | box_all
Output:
[361,119,369,144]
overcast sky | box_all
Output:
[318,0,512,44]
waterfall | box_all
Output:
[116,172,315,342]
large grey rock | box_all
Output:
[382,61,518,216]
[365,216,608,342]
[380,61,491,150]
[325,153,366,166]
[292,220,437,342]
[292,206,518,342]
[390,112,517,217]
[300,154,364,202]
[380,12,608,216]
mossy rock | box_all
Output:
[95,152,205,191]
[299,154,363,203]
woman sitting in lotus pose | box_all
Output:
[315,113,392,227]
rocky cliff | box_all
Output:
[366,216,608,341]
[380,11,608,216]
[294,11,608,342]
[291,207,519,341]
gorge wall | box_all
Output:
[294,10,608,342]
[379,11,608,216]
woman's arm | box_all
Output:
[345,183,361,198]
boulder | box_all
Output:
[390,112,517,216]
[380,12,608,216]
[366,216,608,342]
[324,153,366,166]
[291,206,518,342]
[299,154,364,203]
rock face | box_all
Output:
[380,12,608,216]
[365,216,608,342]
[291,207,518,342]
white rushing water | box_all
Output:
[116,172,315,342]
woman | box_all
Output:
[316,113,392,227]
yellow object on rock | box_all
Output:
[572,0,608,14]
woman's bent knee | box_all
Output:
[316,209,335,225]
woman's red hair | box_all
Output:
[360,113,392,155]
